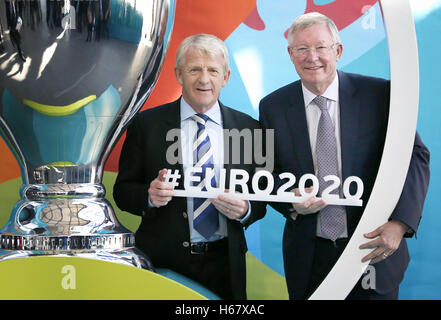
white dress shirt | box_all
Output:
[301,74,348,239]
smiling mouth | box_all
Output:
[305,66,322,70]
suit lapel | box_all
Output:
[219,102,235,190]
[164,99,185,190]
[285,82,315,174]
[280,74,360,180]
[338,71,359,180]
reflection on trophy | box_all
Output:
[0,0,175,269]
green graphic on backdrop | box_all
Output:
[0,256,205,300]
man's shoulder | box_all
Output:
[339,71,390,88]
[260,80,302,105]
[221,104,260,128]
[135,99,179,122]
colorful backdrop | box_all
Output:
[0,0,440,299]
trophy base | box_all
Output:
[0,184,155,271]
[0,246,154,271]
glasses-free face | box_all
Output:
[175,48,230,114]
[288,22,343,95]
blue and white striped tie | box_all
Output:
[192,114,219,239]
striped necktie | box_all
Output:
[191,114,219,240]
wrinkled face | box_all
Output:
[288,22,343,95]
[175,47,230,113]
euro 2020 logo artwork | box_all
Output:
[162,128,364,207]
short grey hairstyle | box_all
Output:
[287,12,341,45]
[175,33,230,73]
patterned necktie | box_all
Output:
[191,114,219,240]
[314,96,346,241]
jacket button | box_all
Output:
[183,212,188,219]
[182,241,189,248]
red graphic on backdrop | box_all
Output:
[243,6,266,30]
[243,0,379,38]
[305,0,378,30]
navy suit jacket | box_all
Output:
[113,98,266,299]
[259,71,430,299]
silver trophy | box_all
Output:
[0,0,175,269]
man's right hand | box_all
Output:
[148,168,174,208]
[290,187,326,219]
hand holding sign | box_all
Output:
[148,169,174,208]
[213,191,249,220]
[291,187,327,216]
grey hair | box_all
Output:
[287,12,341,45]
[175,33,230,73]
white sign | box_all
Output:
[165,168,364,207]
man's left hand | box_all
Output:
[359,220,409,264]
[213,192,249,220]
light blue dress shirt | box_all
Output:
[180,98,228,242]
[148,97,251,242]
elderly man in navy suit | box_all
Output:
[259,12,430,300]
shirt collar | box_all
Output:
[302,73,339,108]
[180,97,222,125]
